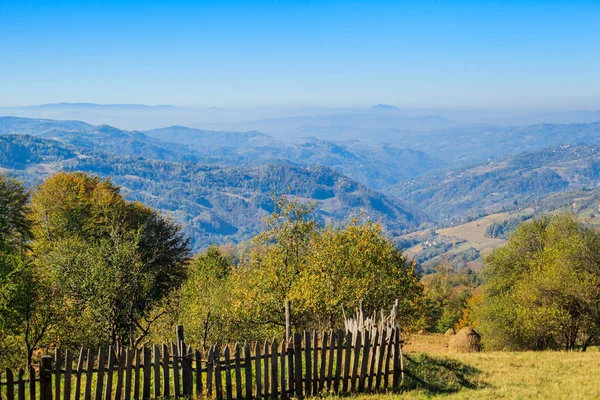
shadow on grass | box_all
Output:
[395,353,485,395]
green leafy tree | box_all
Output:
[0,175,51,369]
[177,245,234,347]
[479,213,600,351]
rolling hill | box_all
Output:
[0,117,443,191]
[393,143,600,224]
[0,134,421,250]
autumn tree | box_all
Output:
[227,196,424,339]
[29,172,190,350]
[296,218,423,330]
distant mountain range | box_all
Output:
[2,102,599,138]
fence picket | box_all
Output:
[6,368,14,400]
[195,349,203,397]
[304,331,311,397]
[358,330,370,392]
[65,350,73,400]
[124,349,134,400]
[95,347,107,400]
[392,327,401,387]
[334,333,343,393]
[133,349,141,400]
[263,340,270,398]
[375,327,386,390]
[327,330,335,391]
[350,331,361,392]
[234,344,242,400]
[40,356,52,400]
[29,365,36,400]
[254,342,262,399]
[18,369,25,400]
[279,338,286,399]
[243,343,251,400]
[311,331,317,395]
[270,340,278,398]
[170,343,180,398]
[183,344,193,397]
[224,346,232,400]
[319,331,328,392]
[367,329,379,390]
[383,328,393,389]
[286,337,294,396]
[152,345,160,400]
[215,346,223,400]
[142,347,151,400]
[162,345,170,398]
[206,346,213,397]
[114,349,126,400]
[84,349,94,400]
[293,333,302,397]
[74,349,84,400]
[104,348,114,400]
[55,349,62,400]
[342,332,352,393]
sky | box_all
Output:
[1,0,600,109]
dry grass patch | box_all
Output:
[331,334,600,399]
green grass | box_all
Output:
[337,334,600,399]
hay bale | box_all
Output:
[444,328,455,336]
[448,327,481,353]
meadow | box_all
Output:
[363,334,600,399]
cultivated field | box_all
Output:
[343,334,600,399]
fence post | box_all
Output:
[285,301,291,343]
[40,355,53,400]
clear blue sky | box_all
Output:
[1,0,599,109]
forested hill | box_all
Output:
[0,117,442,191]
[0,134,420,250]
[393,144,600,223]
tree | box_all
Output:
[227,196,425,339]
[177,245,234,347]
[228,196,318,340]
[29,172,191,350]
[479,213,600,351]
[296,218,423,330]
[421,262,476,333]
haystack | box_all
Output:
[448,327,481,352]
[444,328,455,336]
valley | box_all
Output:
[3,114,600,264]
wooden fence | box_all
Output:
[0,325,403,400]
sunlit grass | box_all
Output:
[334,334,600,399]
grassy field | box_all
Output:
[347,333,600,399]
